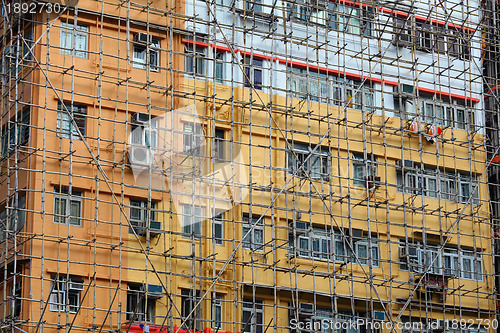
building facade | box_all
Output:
[0,0,495,331]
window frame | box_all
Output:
[181,289,202,331]
[354,239,379,266]
[399,241,483,281]
[212,294,223,329]
[243,56,263,90]
[398,166,478,204]
[53,188,83,226]
[60,21,88,59]
[287,143,330,180]
[1,106,30,156]
[213,212,224,245]
[183,121,204,154]
[242,215,264,251]
[129,198,157,234]
[132,36,160,71]
[242,298,264,333]
[213,128,226,161]
[57,102,87,140]
[126,284,156,323]
[418,97,472,130]
[392,15,471,60]
[185,44,206,76]
[352,153,377,187]
[130,118,158,148]
[182,204,203,236]
[49,276,84,313]
[214,51,225,83]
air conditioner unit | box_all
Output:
[128,146,153,167]
[68,278,85,291]
[393,84,414,98]
[396,159,414,169]
[149,220,162,237]
[393,33,412,47]
[399,245,419,259]
[134,33,153,45]
[351,228,363,239]
[131,112,151,124]
[131,220,161,237]
[69,282,84,291]
[299,303,314,314]
[295,221,307,231]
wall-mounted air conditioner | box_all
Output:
[131,112,151,125]
[130,220,162,237]
[128,146,154,167]
[133,33,154,45]
[396,159,415,169]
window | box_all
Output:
[1,26,34,76]
[287,69,373,110]
[182,205,203,235]
[185,44,206,75]
[392,16,471,59]
[419,97,472,129]
[242,215,264,250]
[242,298,263,333]
[344,78,373,111]
[294,226,337,260]
[130,117,157,147]
[354,240,379,266]
[397,164,478,204]
[288,1,372,35]
[288,0,328,25]
[183,122,204,155]
[293,304,335,333]
[443,250,482,281]
[53,188,82,226]
[10,280,22,318]
[244,0,262,11]
[181,289,202,331]
[126,284,156,322]
[213,128,225,161]
[0,193,26,241]
[49,275,84,313]
[288,67,329,103]
[329,3,361,34]
[212,294,222,329]
[243,56,263,90]
[352,153,377,186]
[132,35,159,71]
[214,51,224,83]
[129,199,156,234]
[57,102,87,139]
[287,143,330,180]
[1,107,30,156]
[291,224,378,265]
[213,212,223,245]
[399,241,483,280]
[60,22,88,58]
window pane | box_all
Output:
[463,258,472,279]
[254,229,263,245]
[254,69,263,88]
[357,243,367,265]
[54,197,67,224]
[69,200,81,226]
[75,33,87,58]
